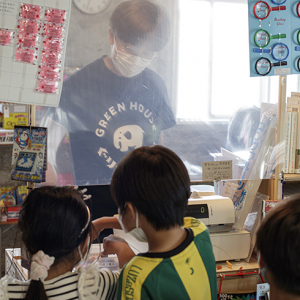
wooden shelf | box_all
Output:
[271,173,300,181]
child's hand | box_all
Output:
[92,217,121,241]
[101,235,136,268]
[101,235,128,255]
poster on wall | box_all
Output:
[248,0,300,77]
[0,0,71,106]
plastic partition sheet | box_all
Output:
[40,0,281,187]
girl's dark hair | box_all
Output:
[18,186,91,300]
[110,0,171,52]
[256,196,300,296]
[111,145,191,230]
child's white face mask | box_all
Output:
[118,206,148,243]
[110,43,152,77]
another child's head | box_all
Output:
[256,196,300,296]
[110,0,171,52]
[19,186,91,266]
[111,145,190,230]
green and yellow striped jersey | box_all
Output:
[117,217,217,300]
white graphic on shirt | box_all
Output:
[113,125,144,152]
[98,148,117,169]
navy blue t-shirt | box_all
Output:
[47,56,176,185]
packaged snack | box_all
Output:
[15,47,37,64]
[18,20,40,35]
[37,79,58,93]
[45,8,66,25]
[38,65,61,81]
[42,37,63,52]
[21,4,41,21]
[41,51,61,66]
[43,23,63,38]
[0,29,14,46]
[18,33,39,48]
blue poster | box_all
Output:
[249,0,300,77]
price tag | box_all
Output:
[4,106,9,118]
[256,283,270,300]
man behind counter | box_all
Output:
[44,0,176,240]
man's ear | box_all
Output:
[109,28,114,45]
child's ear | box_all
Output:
[258,253,265,269]
[108,28,114,45]
[125,202,136,219]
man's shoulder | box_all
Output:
[64,57,106,84]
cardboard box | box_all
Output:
[3,105,28,129]
[5,204,21,221]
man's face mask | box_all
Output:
[110,36,155,77]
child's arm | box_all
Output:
[92,216,121,241]
[102,235,136,268]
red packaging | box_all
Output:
[15,47,37,64]
[0,30,13,46]
[45,8,66,24]
[41,51,61,66]
[5,205,21,221]
[21,4,41,21]
[37,79,58,93]
[18,20,40,35]
[18,33,38,48]
[38,65,61,80]
[44,23,63,38]
[42,38,62,52]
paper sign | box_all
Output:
[202,160,232,181]
[222,182,238,200]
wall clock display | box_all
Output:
[74,0,112,14]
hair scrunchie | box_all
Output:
[30,250,55,281]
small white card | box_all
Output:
[256,283,270,300]
[202,160,232,181]
[274,68,290,75]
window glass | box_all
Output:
[41,0,300,186]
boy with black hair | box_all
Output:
[98,145,217,300]
[256,196,300,300]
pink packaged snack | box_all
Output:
[41,51,61,66]
[37,79,58,93]
[15,47,37,64]
[18,20,40,35]
[38,65,61,81]
[21,4,41,21]
[18,33,38,48]
[42,38,62,52]
[0,30,14,46]
[45,8,66,24]
[44,23,63,38]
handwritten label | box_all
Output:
[0,1,18,15]
[202,160,232,181]
[222,182,238,200]
[274,68,290,75]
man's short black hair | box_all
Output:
[110,0,171,52]
[256,196,300,296]
[111,145,190,230]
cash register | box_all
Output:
[114,192,251,261]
